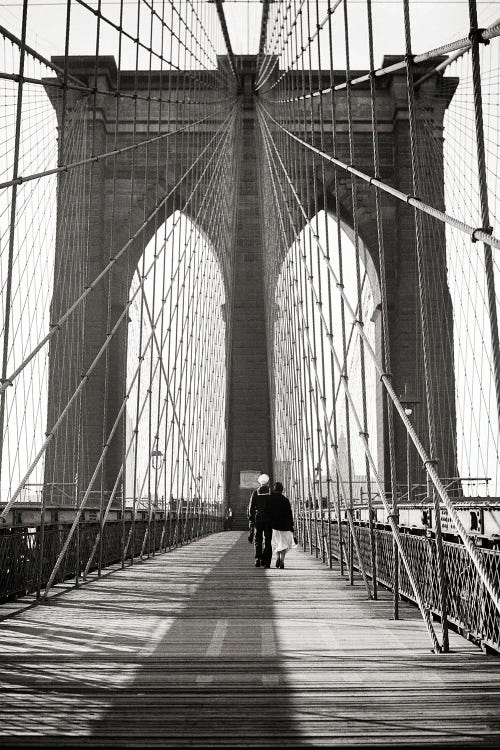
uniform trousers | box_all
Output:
[254,523,272,566]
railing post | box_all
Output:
[36,490,47,599]
[74,476,80,588]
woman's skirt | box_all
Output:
[271,529,295,553]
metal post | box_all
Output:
[407,431,412,504]
[37,489,47,599]
[0,0,29,490]
[467,0,500,429]
[70,477,78,587]
[392,506,399,619]
[98,488,104,577]
[121,491,126,569]
[403,0,449,651]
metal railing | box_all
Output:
[299,513,500,653]
[0,509,223,603]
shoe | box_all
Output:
[263,564,270,569]
[255,559,261,567]
[279,561,284,569]
[275,558,280,568]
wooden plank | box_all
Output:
[0,531,499,746]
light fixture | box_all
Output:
[399,383,419,415]
[151,449,164,470]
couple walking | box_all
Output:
[247,473,295,569]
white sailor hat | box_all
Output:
[257,473,270,485]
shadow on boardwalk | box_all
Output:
[0,532,499,746]
[91,531,306,745]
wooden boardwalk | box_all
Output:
[1,531,500,746]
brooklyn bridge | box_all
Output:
[0,0,499,744]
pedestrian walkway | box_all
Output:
[1,531,499,746]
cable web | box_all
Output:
[0,0,239,594]
[256,0,500,651]
[0,0,499,654]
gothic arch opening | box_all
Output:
[125,210,227,516]
[272,209,381,509]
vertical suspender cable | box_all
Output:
[366,0,396,608]
[0,0,29,495]
[214,0,239,84]
[256,0,272,82]
[403,0,449,652]
[467,0,500,430]
[342,0,377,597]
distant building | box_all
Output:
[315,429,368,507]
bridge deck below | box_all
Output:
[1,531,499,746]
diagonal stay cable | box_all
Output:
[0,102,239,524]
[40,117,236,590]
[259,105,443,650]
[122,276,211,561]
[257,98,500,622]
[45,219,208,594]
[258,100,500,250]
[0,22,94,88]
[261,0,343,95]
[70,0,218,91]
[314,276,369,469]
[0,105,230,191]
[255,0,309,92]
[254,0,293,90]
[87,176,226,571]
[0,68,231,108]
[259,104,374,596]
[260,115,374,597]
[214,0,239,82]
[255,0,272,81]
[274,16,500,103]
[0,24,227,105]
[0,100,239,398]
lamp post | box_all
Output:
[150,449,163,555]
[151,449,163,471]
[151,449,164,506]
[399,384,420,504]
[216,483,221,533]
[196,475,202,537]
[315,463,326,563]
[392,384,420,621]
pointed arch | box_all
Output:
[125,211,227,514]
[272,210,380,506]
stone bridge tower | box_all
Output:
[44,55,458,526]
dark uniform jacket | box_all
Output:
[269,492,294,531]
[248,486,271,528]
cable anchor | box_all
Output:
[423,458,439,468]
[471,225,492,243]
[406,192,421,204]
[468,27,490,45]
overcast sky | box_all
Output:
[0,0,498,71]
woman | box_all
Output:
[269,482,295,569]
